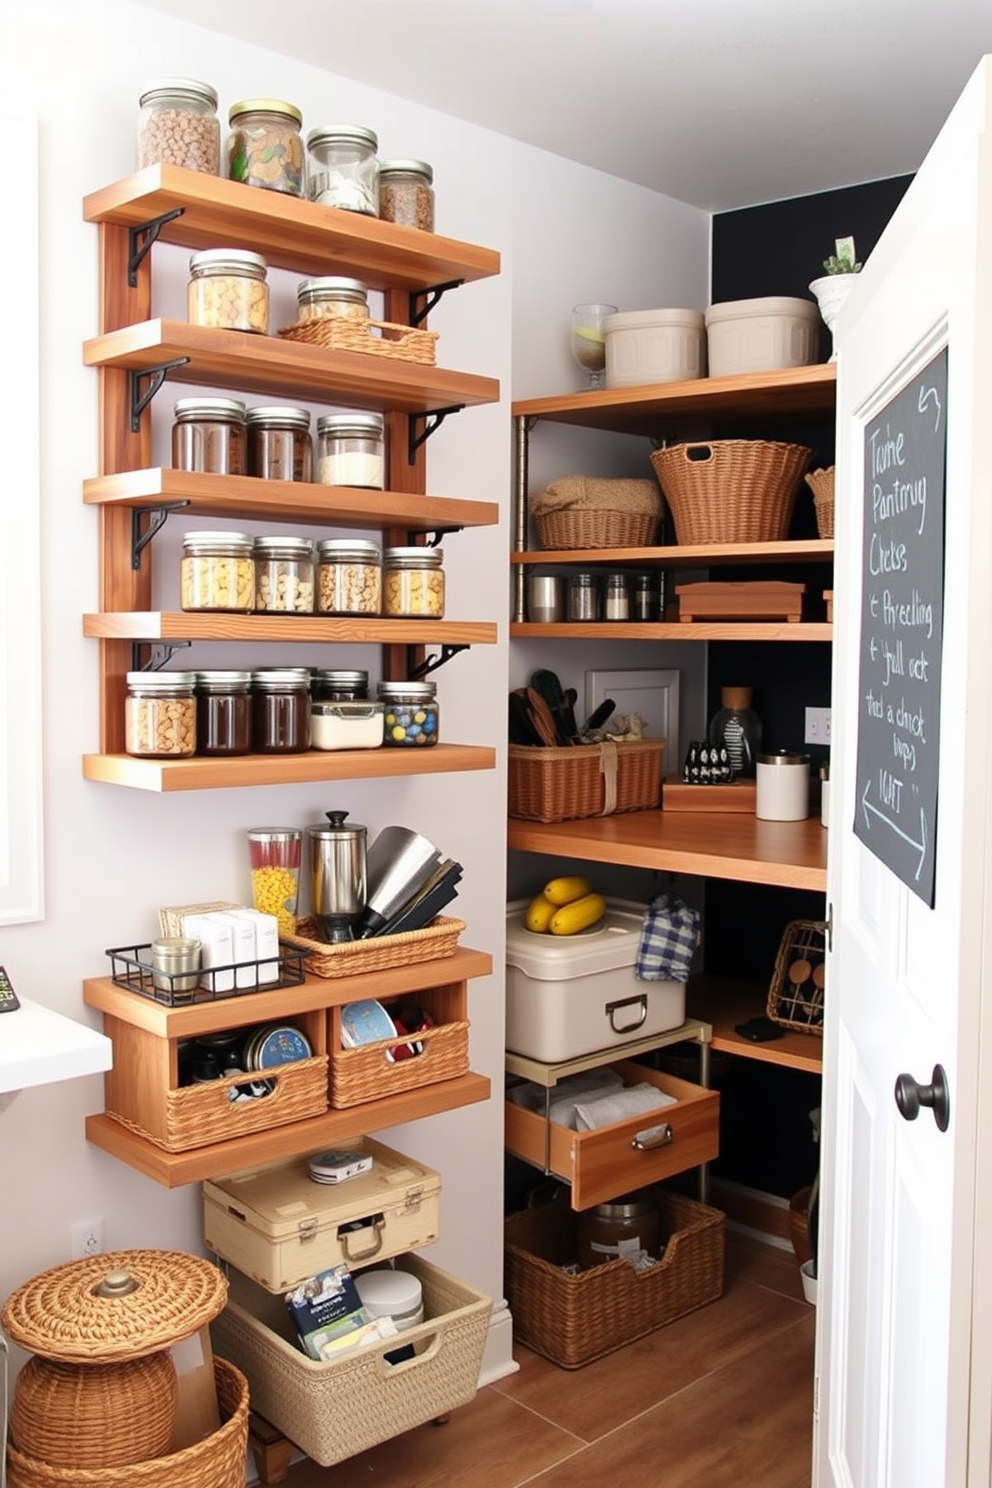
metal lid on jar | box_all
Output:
[306,124,378,151]
[383,545,443,567]
[312,668,369,688]
[757,751,810,766]
[316,538,382,561]
[188,248,267,278]
[377,680,436,700]
[316,413,384,439]
[245,406,312,430]
[193,670,252,690]
[182,530,254,552]
[126,670,197,691]
[173,397,247,423]
[229,98,303,125]
[378,159,434,183]
[297,276,368,304]
[139,78,218,109]
[250,668,312,690]
[252,535,314,556]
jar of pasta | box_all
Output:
[245,406,313,481]
[171,397,247,475]
[252,536,315,613]
[315,539,382,615]
[125,671,197,758]
[137,78,220,173]
[180,531,255,612]
[187,249,269,333]
[306,125,378,213]
[382,546,445,618]
[227,99,305,196]
[378,680,439,747]
[377,159,435,231]
[250,669,312,753]
[316,413,384,489]
[295,276,369,323]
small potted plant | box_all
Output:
[810,236,862,360]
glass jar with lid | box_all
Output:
[252,536,315,614]
[171,397,247,475]
[306,125,379,214]
[137,78,220,173]
[382,546,445,618]
[377,160,435,231]
[187,249,269,333]
[245,406,313,482]
[378,680,439,747]
[311,669,369,702]
[316,413,384,489]
[295,277,370,324]
[125,671,197,758]
[603,571,630,621]
[180,531,255,612]
[315,539,382,615]
[576,1190,661,1270]
[250,668,312,753]
[568,571,599,622]
[227,99,305,196]
[193,670,252,756]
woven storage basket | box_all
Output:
[805,466,835,538]
[508,738,664,822]
[767,919,826,1035]
[281,915,464,979]
[504,1188,725,1369]
[535,508,658,550]
[278,315,438,365]
[328,1006,469,1109]
[6,1356,248,1488]
[650,439,811,544]
[210,1254,491,1468]
[10,1352,177,1469]
[530,475,663,550]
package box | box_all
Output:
[227,906,280,984]
[182,912,235,994]
[209,910,258,990]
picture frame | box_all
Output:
[583,668,680,757]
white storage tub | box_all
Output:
[604,308,706,388]
[705,296,820,377]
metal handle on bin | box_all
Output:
[607,993,648,1035]
[339,1215,385,1262]
[631,1122,673,1151]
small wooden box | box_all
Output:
[662,776,756,813]
[676,580,807,622]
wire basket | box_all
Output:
[277,315,438,365]
[805,466,835,538]
[105,943,306,1005]
[650,439,812,545]
[508,739,664,822]
[280,915,464,979]
[767,919,826,1034]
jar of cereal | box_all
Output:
[228,99,305,196]
[377,680,439,748]
[187,249,269,333]
[137,79,220,173]
[181,531,255,612]
[377,159,435,231]
[382,546,445,618]
[125,671,197,758]
[316,539,382,615]
[252,536,315,614]
[316,413,384,489]
[295,277,369,324]
[245,406,313,481]
[306,125,379,214]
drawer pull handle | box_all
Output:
[631,1122,673,1151]
[606,994,648,1034]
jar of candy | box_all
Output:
[378,680,439,747]
[227,99,305,196]
[187,249,269,333]
[295,277,369,324]
[316,413,384,489]
[171,398,247,475]
[245,406,313,481]
[194,670,252,756]
[137,78,220,173]
[250,669,312,753]
[306,125,379,213]
[315,539,382,615]
[377,159,435,231]
[382,546,445,618]
[180,531,255,612]
[125,671,197,758]
[252,536,315,614]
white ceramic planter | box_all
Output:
[809,273,858,361]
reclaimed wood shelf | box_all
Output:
[510,537,834,569]
[83,613,497,645]
[510,620,831,641]
[686,974,823,1075]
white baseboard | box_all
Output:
[478,1297,519,1385]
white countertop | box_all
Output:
[0,997,113,1094]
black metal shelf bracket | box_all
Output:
[413,528,462,549]
[128,208,186,287]
[407,406,462,464]
[132,640,191,671]
[409,280,464,327]
[409,644,469,679]
[130,359,190,432]
[131,501,189,569]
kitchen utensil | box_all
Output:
[379,860,464,935]
[353,826,442,940]
[575,697,617,740]
[562,687,579,739]
[526,687,562,746]
[307,810,368,943]
[530,669,574,745]
[509,690,545,746]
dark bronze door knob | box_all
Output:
[894,1064,950,1132]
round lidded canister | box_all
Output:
[295,276,369,324]
[306,124,379,214]
[246,406,313,482]
[382,545,445,618]
[180,530,255,612]
[377,159,435,231]
[311,669,369,702]
[378,679,439,747]
[252,535,314,613]
[194,669,253,755]
[187,248,269,333]
[354,1268,424,1330]
[150,935,202,997]
[316,413,384,489]
[316,538,382,615]
[250,667,311,753]
[171,397,247,475]
[137,78,220,174]
[124,670,196,758]
[576,1188,661,1270]
[227,98,305,196]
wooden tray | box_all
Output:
[662,777,756,813]
[675,581,807,622]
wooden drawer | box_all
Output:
[505,1060,719,1210]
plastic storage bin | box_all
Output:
[704,296,820,377]
[604,308,706,388]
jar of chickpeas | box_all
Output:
[228,99,305,196]
[187,248,269,333]
[252,536,315,614]
[315,539,382,615]
[181,531,255,612]
[382,546,445,618]
[125,671,197,758]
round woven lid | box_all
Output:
[1,1249,227,1363]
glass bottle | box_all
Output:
[603,572,630,621]
[708,686,763,777]
[306,125,379,214]
[137,78,220,174]
[377,159,435,231]
[227,99,305,196]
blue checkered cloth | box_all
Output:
[635,893,700,984]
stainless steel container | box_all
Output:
[308,810,368,943]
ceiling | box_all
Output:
[138,0,992,212]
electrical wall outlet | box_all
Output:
[805,707,832,744]
[71,1218,104,1260]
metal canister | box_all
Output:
[307,810,368,943]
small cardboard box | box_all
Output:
[168,1323,222,1451]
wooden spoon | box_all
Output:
[789,958,812,987]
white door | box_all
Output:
[816,56,992,1488]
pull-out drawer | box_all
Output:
[505,1059,719,1209]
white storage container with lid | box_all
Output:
[704,296,821,377]
[354,1268,424,1331]
[505,899,687,1062]
[604,308,706,389]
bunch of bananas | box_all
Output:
[524,876,607,936]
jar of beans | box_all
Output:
[382,546,445,618]
[137,78,220,174]
[306,125,379,214]
[316,539,382,615]
[295,276,369,324]
[378,680,439,747]
[252,536,315,614]
[172,397,247,475]
[181,531,255,612]
[187,249,269,333]
[228,99,305,196]
[316,413,384,489]
[246,406,313,482]
[194,670,252,756]
[250,669,312,753]
[377,159,435,231]
[311,669,369,702]
[125,671,197,758]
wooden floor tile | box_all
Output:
[726,1230,809,1303]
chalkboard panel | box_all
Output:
[854,346,947,905]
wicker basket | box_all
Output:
[10,1353,178,1469]
[788,1185,813,1267]
[281,915,464,979]
[534,508,658,550]
[530,475,663,551]
[508,739,664,822]
[328,1003,469,1109]
[6,1356,249,1488]
[504,1188,725,1369]
[277,315,438,365]
[805,466,835,538]
[767,919,826,1035]
[650,439,812,545]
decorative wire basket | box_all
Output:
[105,943,306,1005]
[277,315,438,365]
[767,919,826,1034]
[650,439,812,544]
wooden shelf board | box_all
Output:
[83,320,499,413]
[83,612,498,644]
[84,469,499,531]
[85,1072,492,1187]
[510,621,832,642]
[83,166,500,291]
[686,974,823,1074]
[83,743,496,792]
[506,809,827,891]
[510,539,834,568]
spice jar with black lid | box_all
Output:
[245,406,313,482]
[378,159,435,231]
[228,99,305,196]
[137,78,220,173]
[172,398,247,475]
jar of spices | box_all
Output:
[604,571,630,621]
[295,277,369,324]
[378,680,439,747]
[171,398,247,475]
[125,671,197,758]
[137,78,220,173]
[245,406,313,482]
[315,539,382,615]
[377,159,435,231]
[227,99,305,196]
[568,571,599,621]
[252,536,315,614]
[194,670,252,756]
[576,1190,661,1270]
[250,668,312,753]
[316,413,384,489]
[187,249,269,333]
[631,571,659,621]
[382,546,445,618]
[180,531,255,612]
[311,669,369,702]
[306,125,379,214]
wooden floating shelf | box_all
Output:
[83,612,498,645]
[687,974,823,1075]
[510,539,834,568]
[510,621,831,642]
[83,743,497,792]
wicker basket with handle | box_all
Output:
[508,739,664,822]
[277,315,438,365]
[281,914,464,979]
[650,439,811,545]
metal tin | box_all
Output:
[377,680,439,747]
[306,125,379,214]
[228,99,305,196]
[246,406,313,482]
[316,413,384,489]
[172,397,247,475]
[187,249,269,333]
[316,538,382,614]
[194,670,253,756]
[377,159,435,231]
[180,530,255,612]
[382,546,444,618]
[125,670,197,758]
[150,936,202,997]
[250,668,312,753]
[252,536,315,614]
[137,78,220,173]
